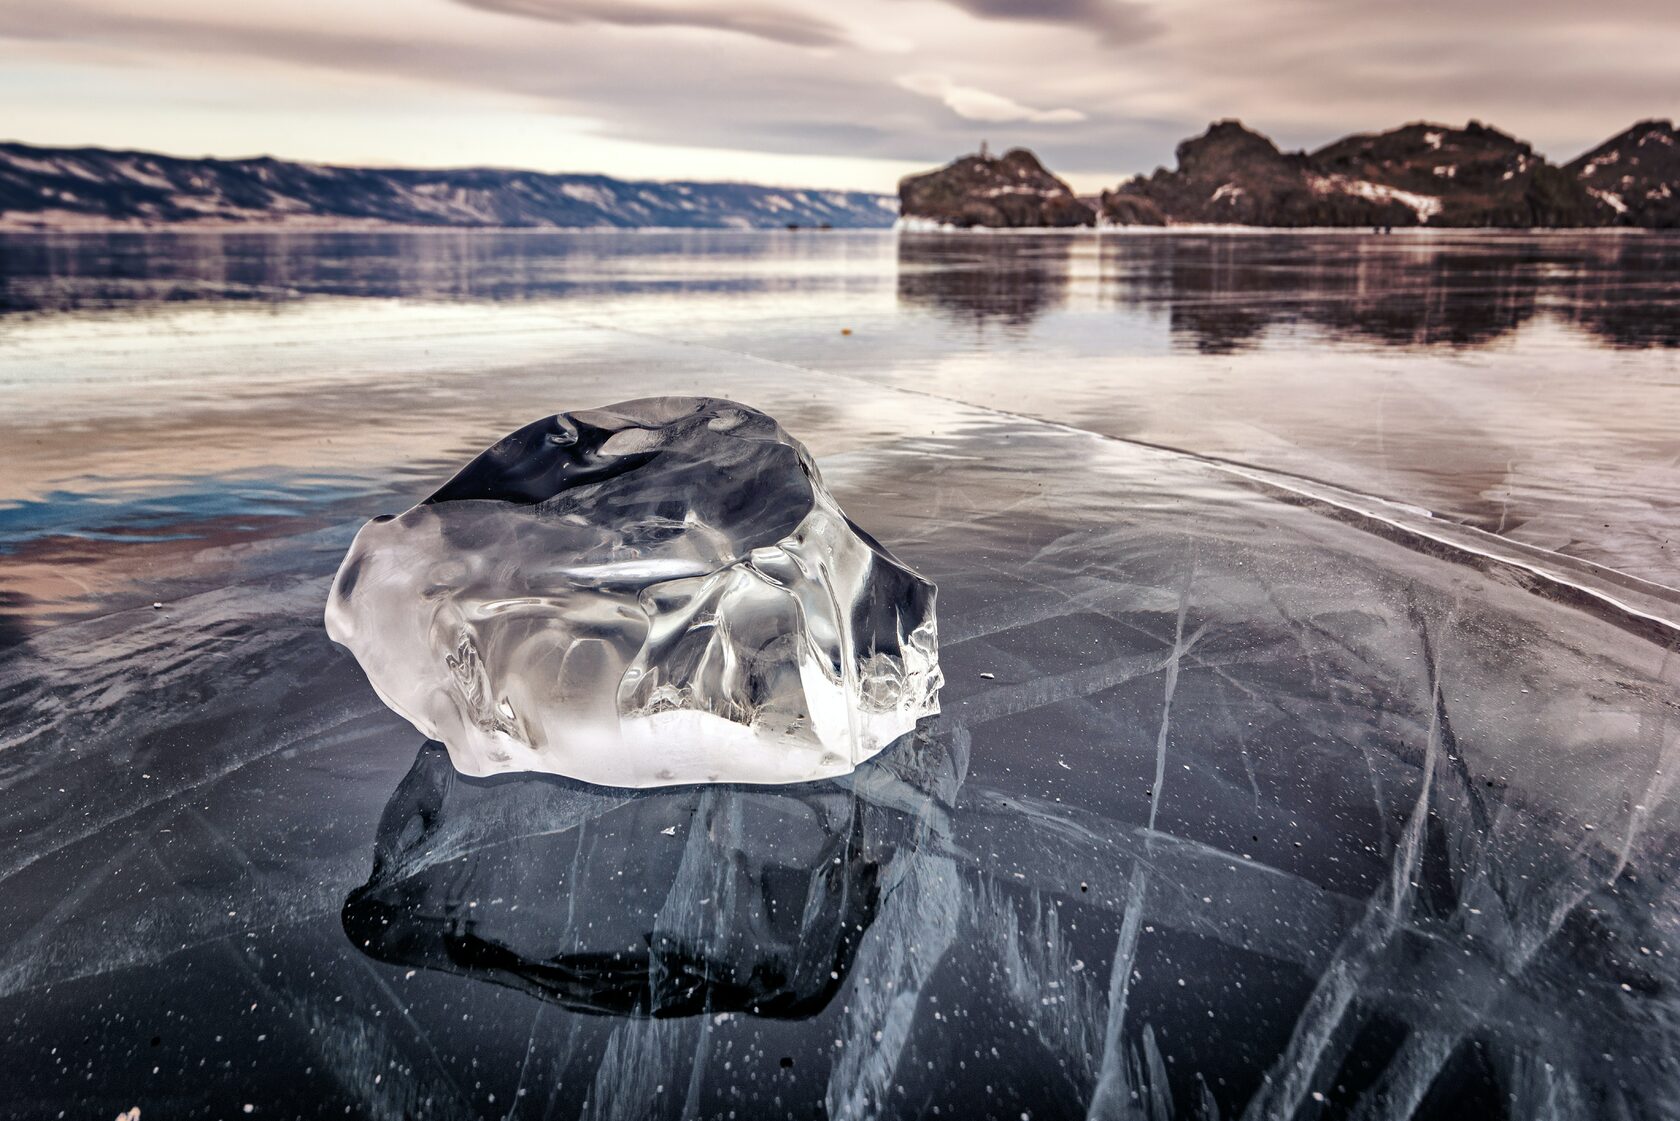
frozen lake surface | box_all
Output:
[1,230,1678,1119]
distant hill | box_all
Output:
[897,148,1094,229]
[1101,119,1609,228]
[0,142,898,230]
[901,119,1680,229]
[1565,120,1680,228]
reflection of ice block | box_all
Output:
[325,397,941,786]
[342,741,894,1017]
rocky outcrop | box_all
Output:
[1101,119,1612,228]
[1096,192,1168,226]
[898,148,1094,228]
[1102,121,1418,228]
[1566,120,1680,229]
[0,142,899,229]
[1312,121,1608,227]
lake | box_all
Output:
[2,229,1677,1120]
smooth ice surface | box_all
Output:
[324,397,941,786]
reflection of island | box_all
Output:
[1135,235,1538,352]
[1142,233,1680,351]
[0,231,608,312]
[894,233,1074,330]
[342,741,915,1018]
[1135,238,1680,352]
[895,231,1680,350]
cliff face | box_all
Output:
[1101,120,1611,228]
[898,149,1095,228]
[0,143,900,229]
[1566,120,1680,229]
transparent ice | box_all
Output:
[324,397,942,786]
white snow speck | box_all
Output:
[1588,188,1628,214]
[560,183,616,208]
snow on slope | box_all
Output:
[0,142,898,230]
[1310,174,1443,222]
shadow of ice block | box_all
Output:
[324,397,941,786]
[341,740,919,1018]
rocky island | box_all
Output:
[902,119,1680,229]
[896,147,1094,229]
[1565,119,1680,228]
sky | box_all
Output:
[1,0,1676,193]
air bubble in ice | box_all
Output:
[325,397,941,786]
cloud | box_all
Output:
[2,0,1677,191]
[932,0,1160,43]
[454,0,849,48]
[897,73,1086,124]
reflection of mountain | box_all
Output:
[1102,234,1680,351]
[12,228,1678,352]
[343,741,907,1018]
[0,229,790,313]
[1130,236,1538,351]
[896,230,1680,350]
[894,233,1073,329]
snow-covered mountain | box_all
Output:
[0,142,898,229]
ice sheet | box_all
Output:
[2,382,1675,1119]
[2,231,1679,1120]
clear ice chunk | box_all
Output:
[324,397,942,786]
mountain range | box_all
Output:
[903,119,1680,229]
[0,142,898,230]
[5,120,1675,231]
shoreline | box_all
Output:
[892,219,1666,236]
[0,219,1670,235]
[0,218,894,234]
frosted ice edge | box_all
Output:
[324,397,941,786]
